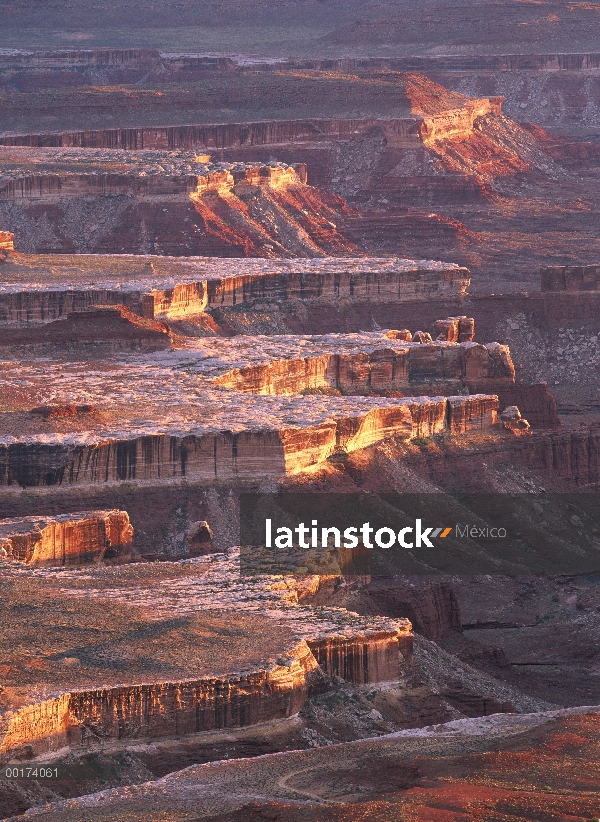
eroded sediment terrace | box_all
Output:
[0,551,412,761]
[0,250,470,324]
[0,329,503,486]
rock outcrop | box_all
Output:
[0,510,133,566]
[0,231,13,253]
[0,154,355,257]
[0,640,327,761]
[0,252,470,326]
[0,305,172,354]
[500,405,531,436]
[306,630,410,684]
[0,396,500,487]
[215,343,515,396]
[303,578,461,642]
[541,264,600,292]
[150,261,470,316]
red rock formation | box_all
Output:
[0,231,14,254]
[500,405,531,436]
[0,396,500,488]
[434,316,475,342]
[307,579,461,642]
[0,640,328,760]
[0,510,133,566]
[216,344,514,397]
[0,305,172,353]
[0,161,356,257]
[307,629,410,684]
[541,263,600,292]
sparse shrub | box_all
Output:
[300,386,342,396]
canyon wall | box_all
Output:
[0,118,423,151]
[0,626,413,760]
[0,288,146,325]
[541,264,600,292]
[0,306,172,353]
[306,629,408,684]
[304,579,462,642]
[0,510,133,566]
[215,343,515,396]
[163,265,471,314]
[0,165,308,202]
[0,259,467,326]
[0,165,356,257]
[0,397,499,488]
[0,640,326,761]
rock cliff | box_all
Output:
[303,578,462,642]
[0,510,133,566]
[0,252,470,326]
[0,395,499,487]
[0,548,413,761]
[0,306,172,354]
[0,155,355,257]
[0,640,327,761]
[541,264,600,292]
[215,342,515,396]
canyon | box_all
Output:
[2,65,600,290]
[1,15,600,820]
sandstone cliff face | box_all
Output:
[0,396,499,488]
[0,306,171,354]
[0,254,470,326]
[303,579,461,642]
[0,609,413,760]
[0,510,133,566]
[0,694,71,763]
[306,629,410,684]
[67,640,325,746]
[0,118,423,151]
[151,263,470,317]
[541,264,600,292]
[0,157,356,257]
[0,640,328,761]
[215,343,514,396]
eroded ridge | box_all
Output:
[0,322,513,487]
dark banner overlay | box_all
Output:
[239,493,600,576]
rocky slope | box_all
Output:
[0,155,355,257]
[3,69,600,285]
[5,707,598,822]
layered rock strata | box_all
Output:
[0,253,470,325]
[541,264,600,292]
[0,160,308,201]
[0,395,499,488]
[0,551,413,761]
[0,306,172,353]
[215,343,515,396]
[0,641,325,761]
[0,510,133,566]
[0,105,501,152]
[0,153,355,257]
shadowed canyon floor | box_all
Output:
[3,709,599,822]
